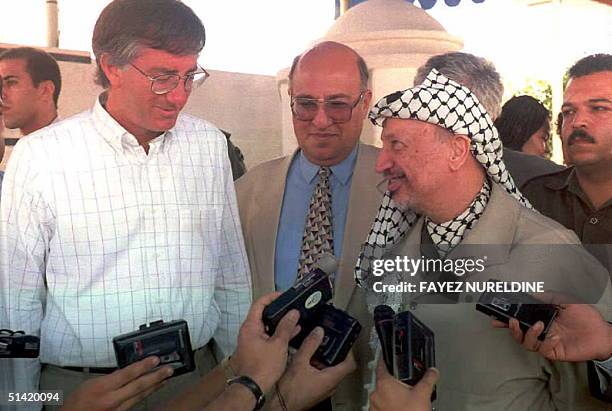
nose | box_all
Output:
[570,109,589,130]
[311,103,333,129]
[164,82,190,108]
[375,148,393,174]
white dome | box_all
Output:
[320,0,462,62]
[327,0,446,38]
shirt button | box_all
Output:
[589,217,599,225]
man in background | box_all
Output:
[522,53,612,274]
[0,47,61,136]
[413,51,564,188]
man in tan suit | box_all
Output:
[236,41,382,410]
[360,70,610,410]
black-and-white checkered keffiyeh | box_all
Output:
[357,69,533,411]
[426,178,491,258]
[355,69,531,287]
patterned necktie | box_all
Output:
[297,166,334,279]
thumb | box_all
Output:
[375,357,392,381]
[272,309,300,343]
[294,326,324,364]
[413,368,439,396]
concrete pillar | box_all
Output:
[46,0,59,48]
[339,0,351,15]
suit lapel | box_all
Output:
[334,144,383,309]
[252,154,296,294]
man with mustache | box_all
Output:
[522,54,612,274]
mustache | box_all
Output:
[568,129,596,145]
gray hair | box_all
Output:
[92,0,206,88]
[415,52,503,120]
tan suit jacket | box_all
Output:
[236,143,382,410]
[385,183,611,410]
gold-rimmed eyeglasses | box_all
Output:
[130,63,210,95]
[290,91,365,123]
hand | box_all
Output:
[276,326,357,411]
[60,356,173,411]
[230,292,301,393]
[370,359,438,411]
[493,300,612,362]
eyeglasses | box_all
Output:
[130,63,210,95]
[0,76,4,106]
[290,92,365,123]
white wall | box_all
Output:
[0,45,283,171]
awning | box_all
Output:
[336,0,486,17]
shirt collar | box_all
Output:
[92,93,173,154]
[297,145,359,186]
[545,166,612,210]
[544,166,575,191]
[544,166,592,206]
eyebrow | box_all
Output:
[147,65,199,75]
[562,98,612,108]
[293,93,353,100]
[589,98,612,104]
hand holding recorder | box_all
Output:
[491,294,611,362]
[370,359,438,411]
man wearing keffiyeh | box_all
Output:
[360,70,612,410]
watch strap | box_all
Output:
[227,375,266,410]
[221,356,238,380]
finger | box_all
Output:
[246,291,282,324]
[491,319,509,328]
[116,380,166,411]
[104,356,160,390]
[114,365,174,404]
[508,319,524,343]
[522,321,545,351]
[272,309,300,344]
[294,326,324,365]
[413,368,439,396]
[338,350,357,373]
[369,393,380,411]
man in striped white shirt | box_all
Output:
[0,0,252,408]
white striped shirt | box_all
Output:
[0,97,252,395]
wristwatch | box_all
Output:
[227,375,266,410]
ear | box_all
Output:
[448,134,471,171]
[37,80,55,104]
[99,53,123,88]
[362,89,373,108]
